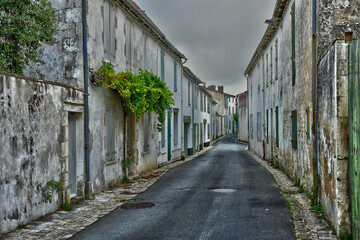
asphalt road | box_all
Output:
[71,134,295,240]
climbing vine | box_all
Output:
[0,0,60,75]
[96,61,174,131]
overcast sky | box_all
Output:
[135,0,277,95]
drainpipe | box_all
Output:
[312,0,319,202]
[82,0,92,199]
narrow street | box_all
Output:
[71,134,295,240]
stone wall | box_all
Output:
[0,73,83,234]
[317,41,350,236]
[318,0,360,59]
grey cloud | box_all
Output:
[136,0,277,94]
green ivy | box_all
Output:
[0,0,59,75]
[96,61,174,131]
[233,113,238,126]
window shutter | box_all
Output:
[161,49,165,82]
[174,60,177,92]
[106,103,116,161]
[266,109,269,143]
[291,110,297,150]
[276,107,279,148]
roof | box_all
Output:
[183,67,203,85]
[119,0,187,61]
[205,87,235,97]
[244,0,289,76]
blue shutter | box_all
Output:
[174,60,177,92]
[161,49,165,82]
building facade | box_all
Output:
[245,0,360,237]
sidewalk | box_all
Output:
[1,142,218,240]
[246,150,338,240]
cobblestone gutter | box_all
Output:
[246,150,338,240]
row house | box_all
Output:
[226,94,236,134]
[245,0,360,237]
[205,85,233,137]
[182,67,216,157]
[0,0,199,234]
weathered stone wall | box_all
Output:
[248,0,314,189]
[317,40,350,236]
[0,73,83,234]
[318,0,360,59]
[24,0,84,88]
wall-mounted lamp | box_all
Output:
[265,19,278,26]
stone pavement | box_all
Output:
[246,150,338,240]
[1,143,217,240]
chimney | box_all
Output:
[208,85,216,91]
[218,85,224,93]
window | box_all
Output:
[125,19,132,70]
[270,46,273,83]
[174,60,177,92]
[232,107,234,115]
[161,123,166,148]
[275,39,279,80]
[208,124,210,139]
[276,106,279,148]
[229,106,231,115]
[200,92,203,112]
[207,99,210,113]
[291,3,296,86]
[106,103,116,162]
[204,95,206,112]
[266,53,269,87]
[160,49,165,82]
[143,114,149,152]
[291,110,297,149]
[174,111,178,146]
[104,0,115,60]
[250,114,254,139]
[306,106,310,139]
[266,109,269,143]
[143,34,147,69]
[257,112,261,142]
[188,82,191,106]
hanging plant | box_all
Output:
[96,61,174,131]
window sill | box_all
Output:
[105,160,117,166]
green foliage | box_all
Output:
[17,223,26,229]
[96,62,174,131]
[122,151,131,170]
[42,179,70,202]
[59,203,72,211]
[0,0,60,75]
[233,113,238,126]
[312,202,325,219]
[122,176,132,184]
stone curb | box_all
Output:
[1,136,223,240]
[246,149,338,240]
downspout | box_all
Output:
[311,0,319,201]
[82,0,92,199]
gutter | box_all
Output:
[82,0,92,199]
